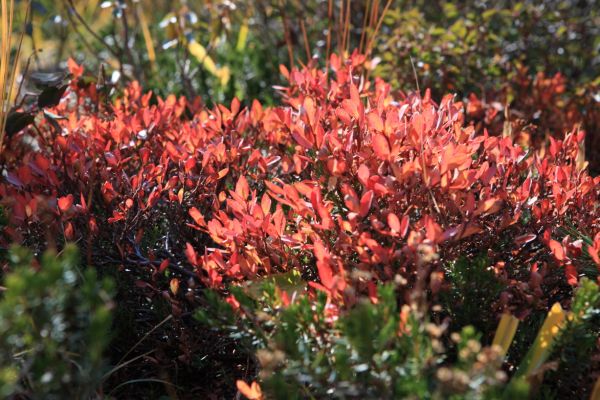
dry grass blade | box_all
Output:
[0,0,28,150]
[364,0,392,58]
[299,18,311,63]
[137,1,156,71]
[0,0,15,149]
[325,0,333,70]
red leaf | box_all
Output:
[146,188,160,209]
[64,222,74,240]
[368,281,378,304]
[565,264,578,286]
[185,242,198,266]
[108,211,126,223]
[549,239,566,262]
[291,128,313,149]
[359,190,374,217]
[313,239,328,262]
[58,195,74,212]
[367,112,384,132]
[317,260,334,289]
[159,259,170,273]
[424,215,442,243]
[514,234,537,247]
[399,215,410,238]
[588,245,600,266]
[387,213,401,232]
[77,193,87,213]
[342,99,359,120]
[357,164,370,187]
[310,187,332,228]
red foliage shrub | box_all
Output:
[1,54,599,319]
[465,67,600,174]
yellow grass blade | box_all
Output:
[0,0,28,149]
[492,313,519,358]
[1,0,15,148]
[236,20,249,52]
[188,40,229,87]
[590,377,600,400]
[188,41,217,76]
[137,1,156,69]
[524,302,566,375]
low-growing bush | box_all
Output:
[198,282,514,399]
[1,52,599,397]
[0,245,114,399]
[377,0,600,173]
[198,277,600,399]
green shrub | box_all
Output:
[377,0,599,98]
[197,283,514,399]
[0,245,114,399]
[538,278,600,399]
[197,274,600,399]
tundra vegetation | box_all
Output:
[0,1,598,398]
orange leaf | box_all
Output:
[170,278,179,295]
[58,195,74,212]
[236,176,250,200]
[474,197,503,216]
[372,134,391,160]
[217,167,229,179]
[236,380,263,400]
[185,242,198,266]
[303,96,317,128]
[565,264,578,286]
[291,128,313,149]
[189,207,205,226]
[367,112,384,132]
[549,239,566,262]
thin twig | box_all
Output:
[66,0,119,59]
[114,315,174,369]
[409,55,420,94]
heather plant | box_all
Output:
[198,271,600,399]
[537,277,600,399]
[197,282,516,400]
[0,245,114,399]
[377,1,599,99]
